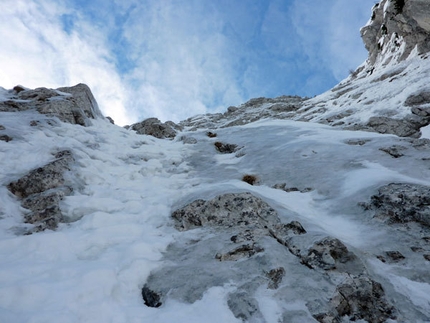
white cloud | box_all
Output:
[290,0,375,81]
[119,0,245,122]
[0,0,133,125]
[0,0,376,126]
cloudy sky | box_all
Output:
[0,0,375,125]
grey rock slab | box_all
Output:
[367,182,430,227]
[131,118,178,139]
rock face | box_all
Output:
[361,0,430,66]
[366,182,430,227]
[7,150,75,231]
[143,192,394,322]
[0,83,102,126]
[317,275,395,323]
[131,118,180,139]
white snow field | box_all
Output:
[1,107,430,322]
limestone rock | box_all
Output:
[303,237,356,271]
[361,0,430,66]
[0,134,12,142]
[266,267,285,289]
[316,275,395,323]
[131,118,178,139]
[142,285,162,308]
[8,151,73,198]
[379,145,407,157]
[214,141,239,154]
[57,83,103,120]
[215,243,264,261]
[367,182,430,227]
[171,192,279,231]
[367,116,426,137]
[7,150,75,231]
[0,84,102,126]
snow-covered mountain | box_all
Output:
[1,1,430,322]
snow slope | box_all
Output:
[1,108,430,322]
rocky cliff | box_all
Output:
[1,1,430,322]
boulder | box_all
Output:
[214,141,239,154]
[303,237,356,271]
[316,275,395,323]
[171,192,279,231]
[7,150,75,231]
[367,116,426,137]
[367,183,430,227]
[131,118,178,139]
[0,84,102,126]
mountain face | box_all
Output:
[1,1,430,322]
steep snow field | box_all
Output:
[1,110,430,322]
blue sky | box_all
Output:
[0,0,375,125]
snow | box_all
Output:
[1,103,430,321]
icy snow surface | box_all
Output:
[1,112,430,322]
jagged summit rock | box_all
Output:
[0,83,103,126]
[361,0,430,66]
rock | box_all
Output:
[0,135,12,142]
[316,275,395,323]
[412,138,430,150]
[179,136,197,144]
[361,0,430,66]
[36,99,90,126]
[171,192,279,231]
[8,151,73,198]
[206,131,217,138]
[106,116,115,124]
[378,251,405,263]
[367,116,425,137]
[367,183,430,227]
[17,87,59,101]
[57,83,103,120]
[24,204,63,232]
[344,139,371,146]
[283,221,307,235]
[1,84,102,126]
[266,267,285,289]
[131,118,177,139]
[0,125,4,130]
[379,145,407,158]
[215,243,264,261]
[13,85,26,93]
[141,285,162,308]
[214,141,239,153]
[0,100,29,112]
[273,183,313,193]
[7,150,74,231]
[424,254,430,261]
[406,90,430,107]
[227,291,262,322]
[242,174,257,185]
[303,237,356,271]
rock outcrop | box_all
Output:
[7,150,75,232]
[131,118,180,139]
[0,83,102,126]
[143,192,394,322]
[366,182,430,227]
[361,0,430,66]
